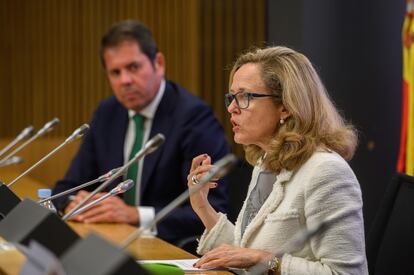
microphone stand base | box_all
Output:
[61,233,149,275]
[0,183,21,220]
[0,198,80,257]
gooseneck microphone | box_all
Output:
[62,133,166,221]
[7,124,89,188]
[0,118,60,164]
[0,156,24,168]
[120,154,238,249]
[38,167,125,204]
[66,179,134,219]
[0,126,34,158]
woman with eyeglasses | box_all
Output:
[186,46,368,274]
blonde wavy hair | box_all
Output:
[230,46,358,172]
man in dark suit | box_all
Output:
[52,20,230,244]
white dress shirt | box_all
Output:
[124,80,165,234]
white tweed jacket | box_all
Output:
[197,151,368,275]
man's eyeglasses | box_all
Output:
[224,91,279,109]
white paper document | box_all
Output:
[138,258,222,272]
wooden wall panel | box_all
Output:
[0,0,264,183]
[0,0,200,137]
[0,138,80,187]
[198,0,266,155]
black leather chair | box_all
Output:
[366,173,414,275]
[227,158,253,223]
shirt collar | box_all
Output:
[128,79,166,119]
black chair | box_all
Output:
[227,158,253,223]
[366,173,414,275]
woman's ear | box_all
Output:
[279,104,291,121]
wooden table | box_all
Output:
[0,167,47,200]
[0,222,231,274]
[68,222,199,261]
[0,170,232,274]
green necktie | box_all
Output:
[124,114,144,205]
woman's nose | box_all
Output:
[227,98,240,114]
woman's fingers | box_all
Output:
[194,245,271,269]
[192,165,214,176]
[190,154,209,171]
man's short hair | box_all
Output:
[100,20,158,67]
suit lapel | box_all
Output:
[236,168,293,247]
[106,101,129,189]
[140,82,177,196]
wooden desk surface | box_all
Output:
[0,167,47,200]
[0,223,231,275]
[0,171,232,274]
[68,222,198,261]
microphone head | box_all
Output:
[73,124,90,137]
[44,117,60,132]
[9,156,24,165]
[111,179,134,194]
[107,167,127,178]
[211,154,238,178]
[38,117,60,135]
[66,124,90,143]
[0,156,24,167]
[142,133,166,155]
[18,126,35,140]
[98,167,126,182]
[119,179,134,192]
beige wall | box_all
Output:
[0,0,265,185]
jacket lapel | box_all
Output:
[104,100,129,190]
[140,82,176,196]
[112,105,129,168]
[235,168,293,247]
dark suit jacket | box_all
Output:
[53,81,230,243]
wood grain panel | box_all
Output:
[198,0,266,155]
[0,0,265,182]
[0,138,80,187]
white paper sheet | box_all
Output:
[138,258,223,272]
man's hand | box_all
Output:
[64,190,140,225]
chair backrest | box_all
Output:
[227,158,253,223]
[366,173,414,275]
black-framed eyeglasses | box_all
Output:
[224,91,279,109]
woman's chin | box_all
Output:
[233,135,248,146]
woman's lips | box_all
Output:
[231,119,240,132]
